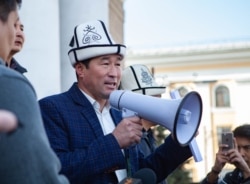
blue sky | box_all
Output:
[124,0,250,49]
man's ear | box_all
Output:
[75,62,86,77]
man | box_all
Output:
[39,20,192,184]
[0,0,21,133]
[0,0,20,62]
[0,1,25,132]
[0,1,69,183]
[7,18,27,73]
[120,64,171,184]
[201,124,250,184]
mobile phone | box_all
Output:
[221,132,234,151]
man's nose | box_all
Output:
[108,65,119,76]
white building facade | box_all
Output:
[16,0,250,182]
[126,41,250,182]
[17,0,124,99]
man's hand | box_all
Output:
[227,139,250,179]
[212,144,230,172]
[112,116,143,148]
[206,144,229,183]
[0,110,17,133]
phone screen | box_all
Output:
[221,132,234,151]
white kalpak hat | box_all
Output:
[120,64,166,96]
[68,20,126,66]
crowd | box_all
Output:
[1,1,249,184]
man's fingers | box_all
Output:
[0,110,18,133]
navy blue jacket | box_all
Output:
[39,82,192,184]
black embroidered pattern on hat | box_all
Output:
[82,25,102,44]
[68,20,126,67]
[140,68,153,86]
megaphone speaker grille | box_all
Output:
[173,91,202,146]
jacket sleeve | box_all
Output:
[140,134,192,183]
[0,66,69,184]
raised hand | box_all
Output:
[227,138,250,179]
[212,144,230,173]
[112,116,143,148]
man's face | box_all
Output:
[76,54,123,102]
[236,137,250,167]
[11,19,24,54]
[0,11,19,61]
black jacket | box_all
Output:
[200,168,250,184]
[138,128,167,184]
[9,58,27,74]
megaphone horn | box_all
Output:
[109,90,202,146]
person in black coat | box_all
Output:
[200,124,250,184]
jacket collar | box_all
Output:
[10,58,27,74]
[67,82,122,134]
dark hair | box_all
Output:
[74,58,92,80]
[233,124,250,139]
[79,58,91,69]
[0,0,22,22]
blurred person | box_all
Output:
[0,0,21,133]
[0,5,25,133]
[201,124,250,184]
[39,20,193,184]
[0,0,69,183]
[0,0,19,62]
[7,18,27,74]
[120,64,168,183]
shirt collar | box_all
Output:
[79,88,111,112]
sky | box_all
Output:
[124,0,250,49]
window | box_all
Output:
[215,85,230,107]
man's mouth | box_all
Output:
[105,82,116,88]
[15,41,22,46]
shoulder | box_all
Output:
[0,64,24,79]
[39,92,69,107]
[0,64,36,96]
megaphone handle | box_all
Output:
[189,139,203,162]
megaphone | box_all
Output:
[109,90,202,146]
[170,89,203,162]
